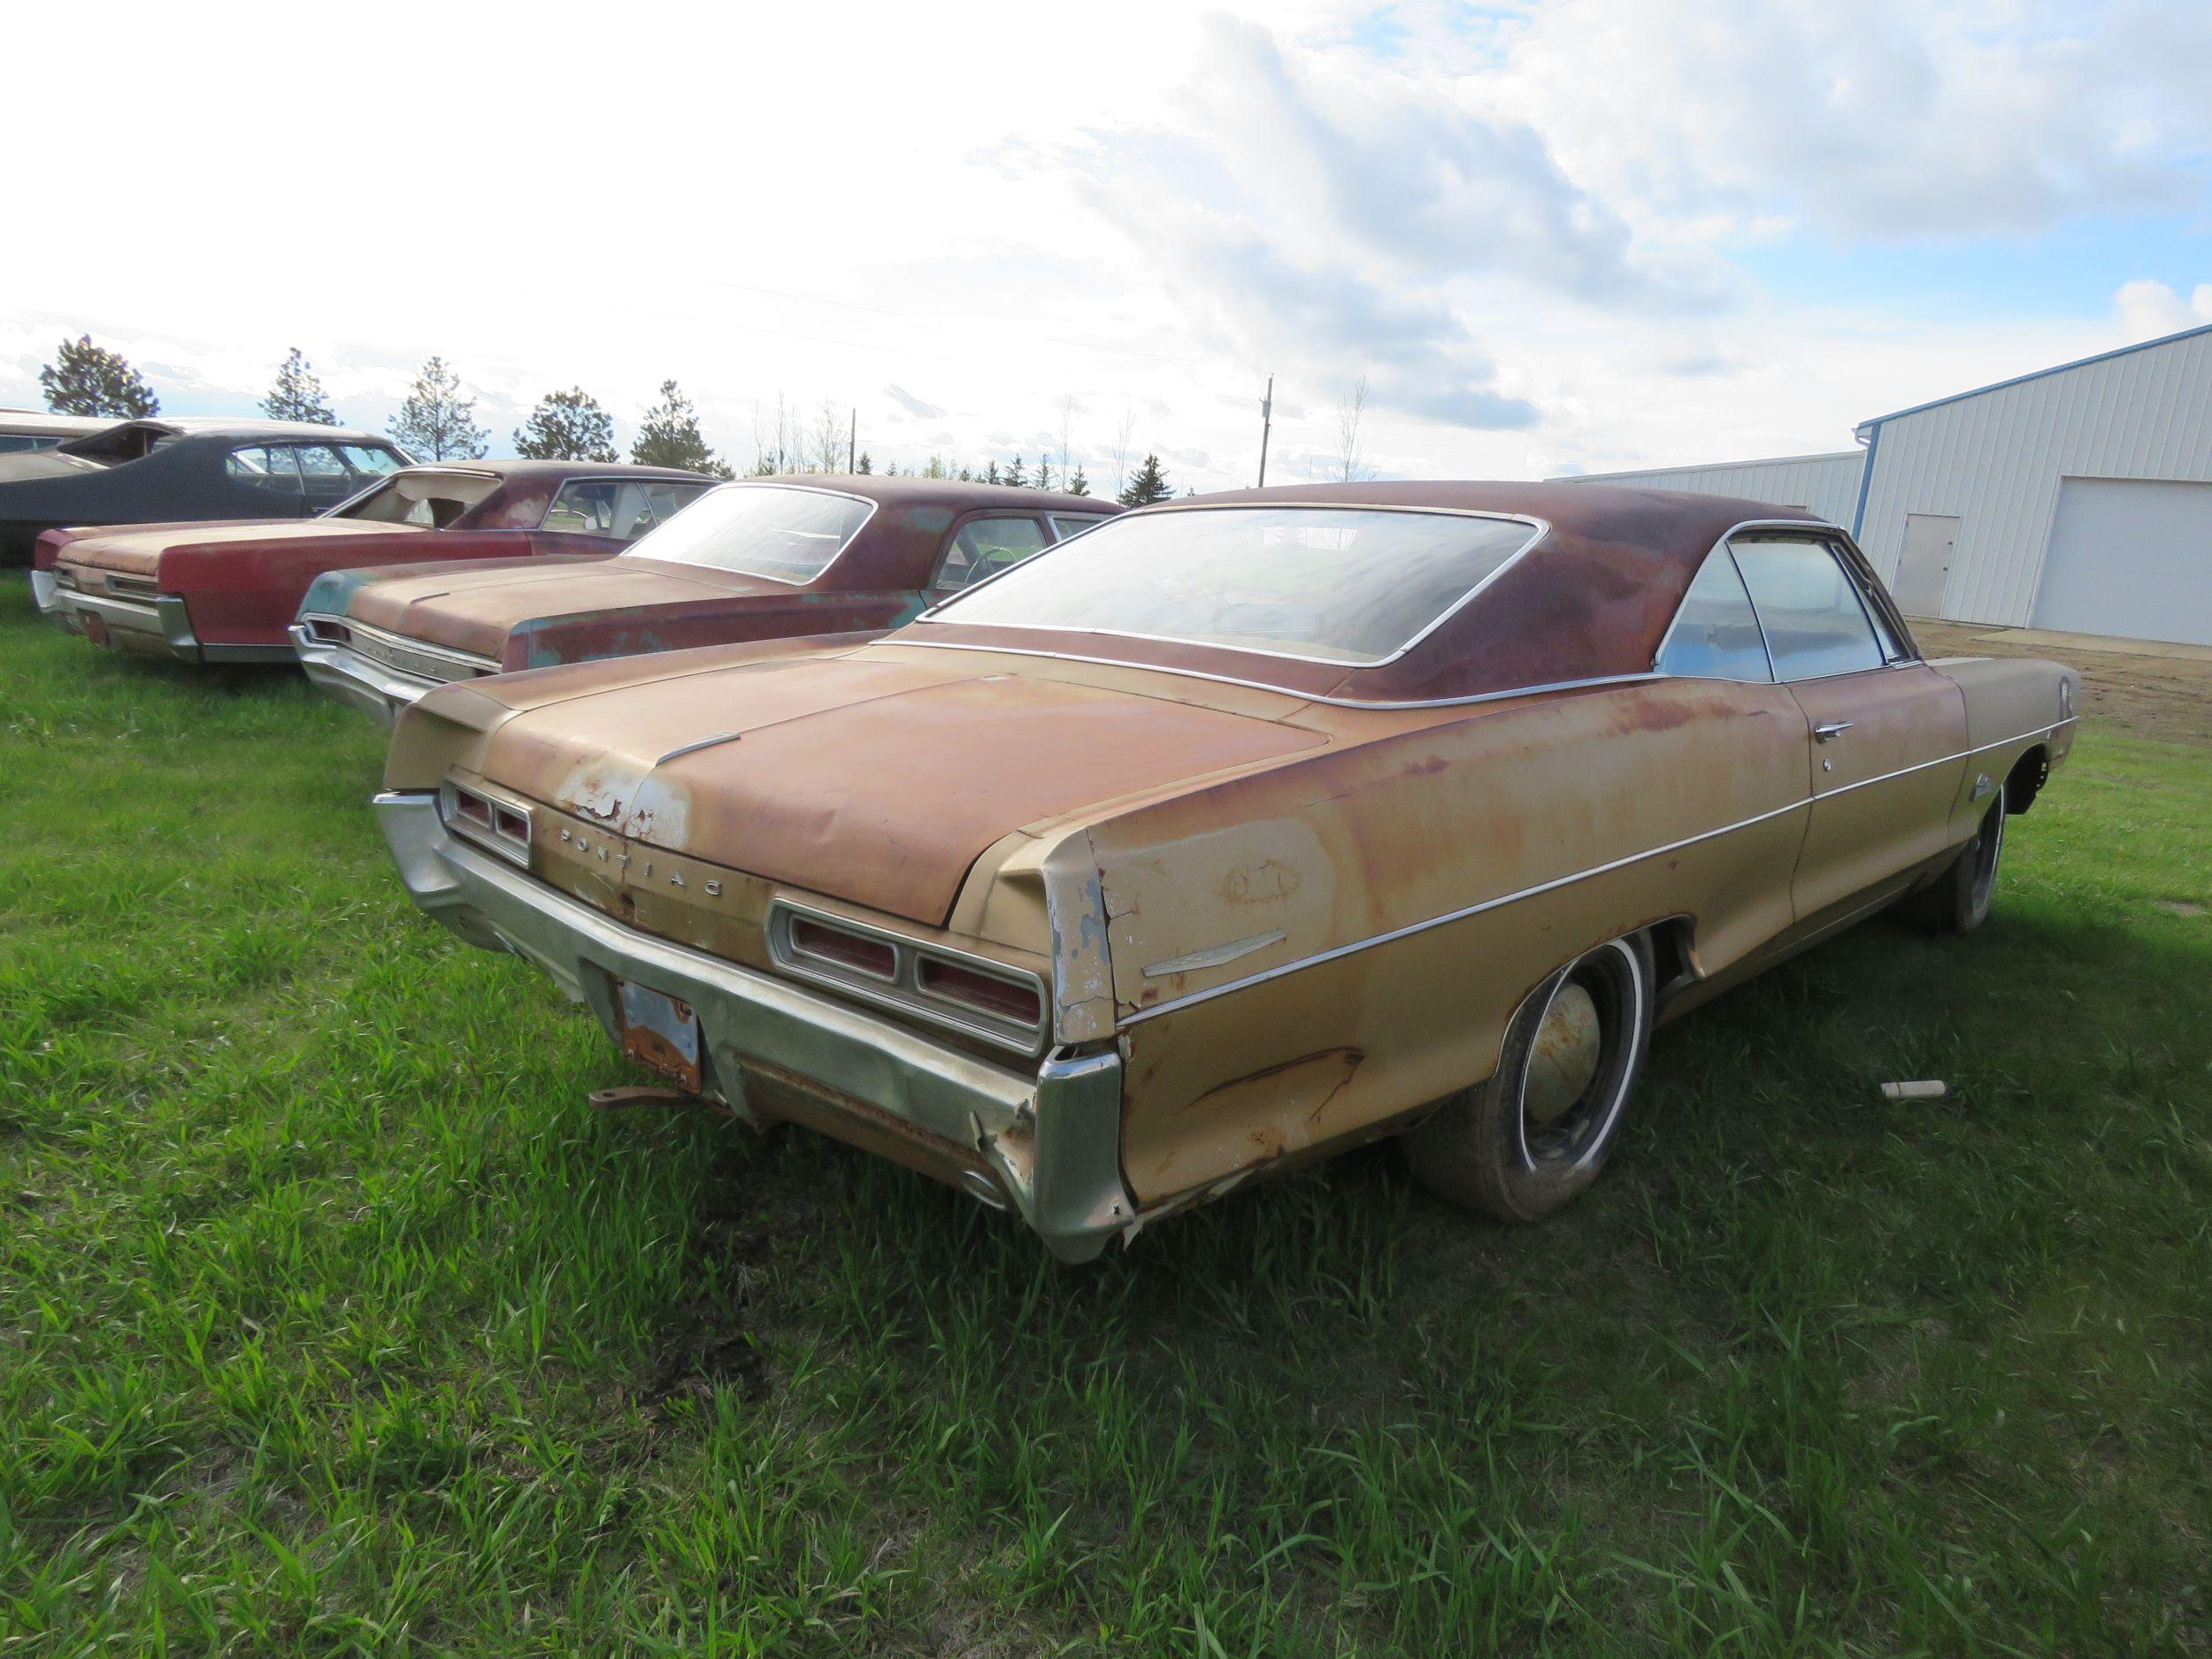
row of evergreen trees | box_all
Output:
[33,334,1179,504]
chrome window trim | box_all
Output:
[887,635,1660,711]
[618,480,879,586]
[913,503,1551,669]
[1120,717,2077,1028]
[766,899,1049,1058]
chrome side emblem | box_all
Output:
[1970,772,1994,800]
[2059,680,2074,719]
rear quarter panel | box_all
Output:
[1928,656,2081,836]
[1091,677,1813,1203]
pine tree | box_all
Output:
[388,357,488,461]
[1033,457,1054,491]
[1118,453,1172,506]
[1004,455,1026,488]
[39,334,158,419]
[631,380,733,479]
[984,460,1002,486]
[514,387,618,461]
[1067,465,1090,497]
[856,450,873,474]
[260,348,337,425]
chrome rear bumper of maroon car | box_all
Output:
[291,618,495,726]
[373,789,1136,1262]
[41,568,290,664]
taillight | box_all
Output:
[789,916,897,979]
[917,956,1043,1025]
[767,902,1048,1054]
[442,780,532,865]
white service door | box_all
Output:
[2032,477,2212,647]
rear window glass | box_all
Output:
[334,468,501,527]
[621,483,872,583]
[926,506,1540,664]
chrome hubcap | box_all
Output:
[1525,981,1601,1125]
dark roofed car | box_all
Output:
[0,417,416,566]
[294,474,1115,723]
[35,460,717,664]
[373,481,2080,1260]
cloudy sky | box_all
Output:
[4,0,2208,492]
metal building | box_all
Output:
[1550,450,1864,527]
[1554,321,2212,647]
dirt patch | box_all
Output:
[2154,899,2206,918]
[1916,621,2212,749]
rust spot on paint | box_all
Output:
[1225,859,1301,904]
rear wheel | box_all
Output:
[1402,932,1655,1224]
[1904,783,2006,935]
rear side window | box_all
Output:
[227,445,303,495]
[1658,549,1772,681]
[930,515,1050,601]
[1049,512,1111,540]
[1730,537,1885,680]
[542,478,711,541]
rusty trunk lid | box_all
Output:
[464,651,1327,927]
[339,555,816,660]
[60,518,421,578]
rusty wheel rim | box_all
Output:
[1515,938,1647,1173]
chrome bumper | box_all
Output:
[28,568,64,619]
[292,624,440,726]
[373,790,1134,1262]
[45,582,200,658]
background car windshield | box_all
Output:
[621,485,872,582]
[928,507,1538,664]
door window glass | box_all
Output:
[1730,536,1885,680]
[227,445,303,495]
[929,516,1049,601]
[341,443,405,476]
[294,444,356,501]
[1657,549,1772,680]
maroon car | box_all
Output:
[292,475,1115,723]
[35,459,716,664]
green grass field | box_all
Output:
[4,581,2209,1656]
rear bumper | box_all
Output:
[373,789,1135,1262]
[291,623,443,726]
[43,576,289,664]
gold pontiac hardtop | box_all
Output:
[373,482,2079,1259]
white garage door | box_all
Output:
[2032,477,2212,647]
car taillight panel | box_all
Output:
[769,902,1048,1055]
[441,779,532,867]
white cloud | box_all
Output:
[0,0,2204,491]
[2114,280,2212,341]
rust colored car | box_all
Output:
[293,476,1113,722]
[372,483,2079,1260]
[35,460,715,665]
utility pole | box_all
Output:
[848,407,856,472]
[1256,374,1274,488]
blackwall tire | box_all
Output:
[1904,784,2007,936]
[1403,931,1657,1225]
